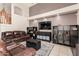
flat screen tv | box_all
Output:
[39,21,51,30]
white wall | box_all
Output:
[77,10,79,25]
[0,3,29,38]
[29,13,77,27]
[52,13,77,26]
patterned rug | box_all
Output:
[35,41,54,56]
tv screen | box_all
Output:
[39,21,51,30]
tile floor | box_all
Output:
[49,44,73,56]
[21,41,73,56]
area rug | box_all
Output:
[35,41,54,56]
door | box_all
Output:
[70,25,78,47]
[58,26,64,44]
[63,26,70,45]
[53,26,58,43]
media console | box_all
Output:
[37,31,51,42]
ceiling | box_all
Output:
[29,3,77,16]
[22,3,37,8]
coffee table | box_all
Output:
[26,39,41,50]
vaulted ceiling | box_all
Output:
[29,3,77,16]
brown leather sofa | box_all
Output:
[0,40,36,56]
[1,31,30,46]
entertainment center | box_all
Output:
[36,21,52,41]
[27,21,78,47]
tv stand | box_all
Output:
[36,31,51,42]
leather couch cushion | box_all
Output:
[3,32,14,39]
[8,44,36,56]
[2,31,30,46]
[15,48,36,56]
[14,32,21,38]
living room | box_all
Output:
[0,3,79,56]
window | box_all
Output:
[14,6,23,16]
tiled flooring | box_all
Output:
[49,44,73,56]
[21,41,73,56]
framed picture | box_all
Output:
[0,3,11,24]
